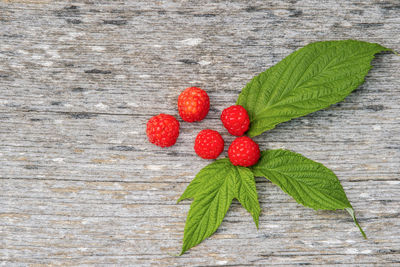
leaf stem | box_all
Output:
[346,208,367,239]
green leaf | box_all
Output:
[237,40,391,137]
[178,159,260,255]
[233,166,261,228]
[251,149,366,238]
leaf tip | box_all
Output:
[179,245,188,256]
[253,214,260,229]
[177,195,188,204]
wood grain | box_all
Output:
[0,0,399,266]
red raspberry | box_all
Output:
[178,87,210,122]
[221,105,250,136]
[194,129,224,159]
[146,114,180,147]
[228,136,260,167]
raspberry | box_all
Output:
[146,114,180,147]
[178,87,210,122]
[228,136,260,167]
[221,105,250,136]
[194,129,224,159]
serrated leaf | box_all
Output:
[179,159,260,255]
[233,166,261,228]
[237,40,391,137]
[177,159,232,203]
[251,149,366,238]
[252,150,350,209]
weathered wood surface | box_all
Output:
[1,0,399,266]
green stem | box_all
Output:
[346,208,367,239]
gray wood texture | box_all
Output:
[1,0,399,266]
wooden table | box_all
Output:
[1,1,399,266]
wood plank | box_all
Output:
[1,0,399,265]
